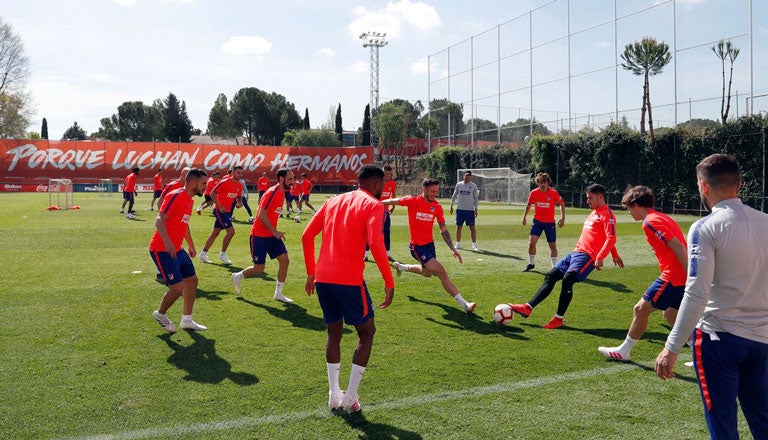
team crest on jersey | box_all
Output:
[430,206,435,212]
[168,274,175,281]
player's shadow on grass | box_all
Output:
[339,411,423,440]
[226,270,276,282]
[158,332,259,386]
[624,360,699,384]
[237,297,345,333]
[581,277,632,293]
[574,327,672,344]
[196,288,229,301]
[407,296,528,340]
[470,249,521,260]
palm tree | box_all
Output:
[621,37,672,143]
[712,39,740,124]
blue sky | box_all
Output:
[3,0,766,139]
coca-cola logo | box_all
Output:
[36,184,49,192]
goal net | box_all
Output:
[98,178,114,197]
[457,168,531,205]
[48,179,74,210]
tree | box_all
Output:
[712,39,740,124]
[334,103,343,142]
[303,108,310,129]
[207,93,239,139]
[427,99,464,143]
[0,18,31,138]
[282,129,341,147]
[41,118,48,139]
[621,37,672,143]
[162,92,193,142]
[378,101,409,178]
[500,118,550,144]
[230,87,301,145]
[62,121,87,140]
[361,104,371,146]
[94,101,163,141]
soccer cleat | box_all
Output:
[472,244,479,251]
[523,264,535,272]
[155,273,166,285]
[150,207,154,211]
[341,393,361,413]
[125,213,134,219]
[387,256,395,262]
[180,319,208,331]
[274,292,294,303]
[391,261,402,277]
[231,272,243,295]
[248,216,255,224]
[543,316,564,329]
[598,346,630,361]
[463,301,476,313]
[198,252,211,263]
[328,391,344,411]
[218,252,232,265]
[508,303,532,318]
[152,310,176,334]
[120,209,125,214]
[196,208,202,216]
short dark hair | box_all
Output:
[132,167,140,173]
[422,178,439,188]
[357,164,384,181]
[696,153,740,190]
[301,172,308,178]
[230,165,243,173]
[586,183,606,195]
[622,185,655,208]
[383,165,393,172]
[464,171,472,176]
[187,168,208,180]
[276,169,288,180]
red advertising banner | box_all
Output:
[0,140,373,186]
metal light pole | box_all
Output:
[360,32,388,150]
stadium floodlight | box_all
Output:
[360,31,388,148]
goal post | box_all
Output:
[457,168,531,205]
[98,178,114,197]
[48,179,74,210]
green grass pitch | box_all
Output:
[0,192,752,439]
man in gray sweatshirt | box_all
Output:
[449,171,480,251]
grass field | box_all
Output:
[0,192,751,439]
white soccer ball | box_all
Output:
[493,303,514,326]
[294,215,301,223]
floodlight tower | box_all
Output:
[360,32,388,146]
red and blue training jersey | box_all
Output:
[148,188,193,252]
[398,195,445,246]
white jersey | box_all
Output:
[450,181,479,211]
[665,198,768,353]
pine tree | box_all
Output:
[362,104,371,146]
[41,117,48,139]
[303,108,310,129]
[335,103,343,143]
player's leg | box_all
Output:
[510,262,566,318]
[693,329,741,439]
[198,227,221,263]
[340,283,376,411]
[525,221,543,271]
[422,258,475,312]
[738,339,768,438]
[391,244,426,276]
[272,252,292,302]
[455,224,463,247]
[383,212,392,259]
[305,199,316,211]
[151,251,183,333]
[315,282,344,410]
[469,224,477,250]
[599,298,656,361]
[221,225,236,253]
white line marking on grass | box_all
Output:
[61,363,641,440]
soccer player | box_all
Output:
[655,154,768,439]
[150,167,163,211]
[196,171,221,215]
[256,172,270,201]
[283,178,300,218]
[150,168,209,333]
[238,176,255,223]
[449,170,480,251]
[385,178,476,313]
[231,169,294,303]
[301,164,395,413]
[521,172,565,271]
[297,172,316,214]
[121,167,139,219]
[598,185,687,361]
[157,167,190,207]
[509,184,623,329]
[365,165,396,262]
[198,166,244,265]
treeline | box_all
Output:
[417,114,768,212]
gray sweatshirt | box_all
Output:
[450,181,479,211]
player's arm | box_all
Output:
[184,227,196,258]
[522,202,533,225]
[558,201,566,227]
[367,208,395,308]
[257,206,284,240]
[301,208,324,296]
[473,185,479,216]
[595,213,618,269]
[449,186,458,214]
[667,237,688,272]
[382,197,404,206]
[155,212,177,259]
[438,222,462,264]
[610,246,624,268]
[210,186,226,212]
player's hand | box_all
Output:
[453,250,463,264]
[274,230,286,241]
[449,207,454,215]
[655,348,678,380]
[595,259,604,270]
[558,218,565,228]
[613,256,625,268]
[187,244,196,258]
[474,209,478,218]
[236,202,243,208]
[380,287,394,309]
[304,275,315,296]
[522,217,527,226]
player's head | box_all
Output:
[535,172,551,189]
[230,165,244,179]
[301,173,308,179]
[696,153,741,210]
[132,167,140,175]
[422,178,440,202]
[358,164,385,198]
[186,168,208,197]
[585,183,607,209]
[383,165,393,180]
[262,172,267,177]
[463,171,472,183]
[277,168,294,190]
[622,185,654,221]
[180,166,191,180]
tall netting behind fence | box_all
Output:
[458,168,530,205]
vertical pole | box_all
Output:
[448,46,452,145]
[614,0,619,125]
[762,127,765,212]
[529,10,534,136]
[673,0,678,125]
[749,0,754,115]
[567,0,572,134]
[471,36,475,148]
[428,54,432,153]
[497,24,502,145]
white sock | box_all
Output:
[554,314,563,319]
[528,255,535,265]
[181,314,192,322]
[472,242,477,246]
[454,293,468,308]
[327,362,341,394]
[386,250,391,257]
[455,242,461,247]
[275,281,285,295]
[618,335,638,352]
[199,251,207,256]
[347,364,366,398]
[396,263,407,272]
[364,251,369,259]
[551,257,558,267]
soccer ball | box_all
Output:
[493,303,514,325]
[294,215,301,223]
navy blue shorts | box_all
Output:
[410,242,436,266]
[204,194,212,203]
[150,249,196,285]
[455,209,475,226]
[250,235,287,264]
[642,277,684,310]
[530,219,557,243]
[301,194,310,201]
[123,191,134,202]
[315,282,374,325]
[213,209,233,229]
[153,190,162,198]
[554,251,595,282]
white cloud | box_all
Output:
[317,48,336,58]
[348,0,441,40]
[221,36,272,55]
[113,0,136,6]
[597,41,610,47]
[411,58,436,75]
[349,61,369,74]
[85,73,113,83]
